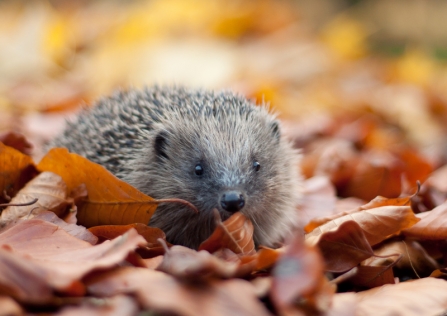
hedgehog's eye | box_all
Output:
[253,161,261,172]
[195,164,204,176]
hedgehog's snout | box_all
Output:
[220,190,245,213]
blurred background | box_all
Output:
[2,0,447,203]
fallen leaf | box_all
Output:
[256,246,285,271]
[33,211,98,245]
[306,205,419,247]
[308,220,375,273]
[0,248,54,303]
[298,176,337,227]
[340,150,403,201]
[37,148,158,227]
[156,245,240,280]
[86,267,271,316]
[326,292,358,316]
[0,219,146,297]
[355,278,447,316]
[360,195,413,210]
[88,223,165,246]
[56,295,139,316]
[198,211,255,255]
[403,202,447,240]
[271,233,331,313]
[0,171,71,225]
[373,240,439,278]
[0,295,23,315]
[350,255,400,288]
[0,142,37,204]
[0,131,33,155]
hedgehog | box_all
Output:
[50,86,301,249]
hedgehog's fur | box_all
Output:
[51,86,301,249]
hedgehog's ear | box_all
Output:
[154,131,169,160]
[270,121,280,142]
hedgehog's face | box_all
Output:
[131,111,299,249]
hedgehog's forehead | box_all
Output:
[163,112,271,159]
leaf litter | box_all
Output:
[2,1,447,315]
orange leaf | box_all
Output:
[37,148,157,227]
[0,143,37,203]
[255,246,285,271]
[89,223,165,246]
[403,202,447,240]
[306,205,419,247]
[198,210,255,255]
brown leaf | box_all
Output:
[355,278,447,315]
[0,142,37,204]
[298,176,337,227]
[33,211,98,245]
[304,194,414,233]
[271,233,332,313]
[88,223,165,246]
[0,172,71,225]
[307,220,375,273]
[339,150,403,201]
[86,267,271,316]
[350,255,400,288]
[0,248,55,303]
[0,295,23,315]
[326,293,358,316]
[156,245,240,280]
[37,148,158,227]
[0,219,146,297]
[306,205,419,247]
[56,295,139,316]
[360,194,413,209]
[374,240,439,278]
[0,131,33,156]
[198,211,255,255]
[403,202,447,240]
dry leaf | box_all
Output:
[374,240,439,278]
[403,202,447,240]
[88,223,165,246]
[309,220,375,273]
[355,278,447,316]
[0,171,71,225]
[33,211,98,245]
[0,142,37,204]
[37,148,158,227]
[271,233,330,312]
[156,245,240,280]
[306,205,419,247]
[350,255,400,288]
[0,295,23,316]
[256,246,285,271]
[198,211,255,255]
[0,219,146,299]
[56,295,139,316]
[0,131,33,156]
[86,267,271,316]
[298,176,337,227]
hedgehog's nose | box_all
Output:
[221,191,245,213]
